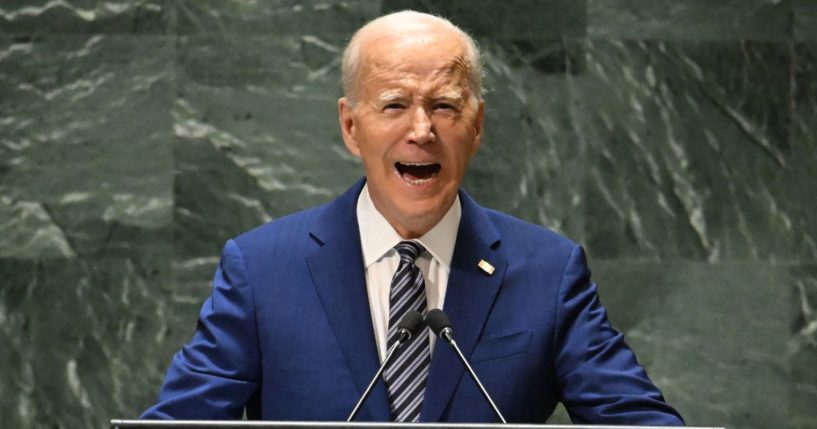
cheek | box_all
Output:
[356,135,393,170]
[441,131,479,162]
[362,127,402,154]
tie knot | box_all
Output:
[394,241,424,263]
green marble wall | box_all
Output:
[1,1,815,428]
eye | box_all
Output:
[433,102,458,111]
[383,103,405,111]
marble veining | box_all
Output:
[1,1,815,428]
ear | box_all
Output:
[469,100,485,157]
[338,97,361,158]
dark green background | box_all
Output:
[1,1,815,428]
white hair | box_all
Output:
[341,10,484,106]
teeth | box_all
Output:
[394,162,439,186]
[406,177,433,185]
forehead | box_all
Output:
[358,31,471,92]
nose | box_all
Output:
[408,106,435,144]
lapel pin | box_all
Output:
[478,259,495,275]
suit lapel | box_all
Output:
[306,179,390,421]
[421,191,507,422]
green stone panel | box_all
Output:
[787,42,817,262]
[592,260,794,429]
[588,0,792,41]
[574,40,815,261]
[174,34,361,258]
[793,42,817,197]
[0,255,177,428]
[465,38,586,240]
[546,403,572,425]
[2,2,814,429]
[0,197,75,259]
[382,0,586,38]
[0,33,176,427]
[788,45,817,429]
[0,0,174,34]
[789,264,817,429]
[0,35,174,259]
[176,0,380,35]
[795,0,817,40]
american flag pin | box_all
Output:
[478,259,495,275]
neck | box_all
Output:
[391,222,431,239]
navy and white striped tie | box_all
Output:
[383,241,431,422]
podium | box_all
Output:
[111,421,724,429]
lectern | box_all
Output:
[111,420,724,429]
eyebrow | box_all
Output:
[378,87,463,100]
[377,89,405,103]
[434,87,464,101]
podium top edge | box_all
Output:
[111,420,724,429]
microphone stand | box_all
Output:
[439,328,507,424]
[346,337,406,421]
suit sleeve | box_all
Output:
[141,239,261,419]
[553,245,684,426]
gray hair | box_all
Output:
[341,10,484,106]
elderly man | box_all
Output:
[142,11,684,425]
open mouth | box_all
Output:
[395,162,441,184]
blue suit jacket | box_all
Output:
[142,180,683,425]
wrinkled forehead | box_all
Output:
[359,32,472,90]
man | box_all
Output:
[143,11,684,425]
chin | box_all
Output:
[397,195,451,223]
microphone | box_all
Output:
[346,310,425,421]
[425,309,507,424]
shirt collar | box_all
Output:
[357,183,461,269]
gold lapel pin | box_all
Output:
[478,259,495,275]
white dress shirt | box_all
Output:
[356,184,461,363]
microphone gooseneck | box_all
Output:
[425,309,507,424]
[346,310,425,422]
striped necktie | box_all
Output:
[383,241,431,422]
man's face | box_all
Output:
[338,29,484,238]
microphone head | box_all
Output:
[397,310,425,340]
[425,309,452,336]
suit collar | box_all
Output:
[307,180,507,422]
[306,178,391,421]
[421,189,507,422]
